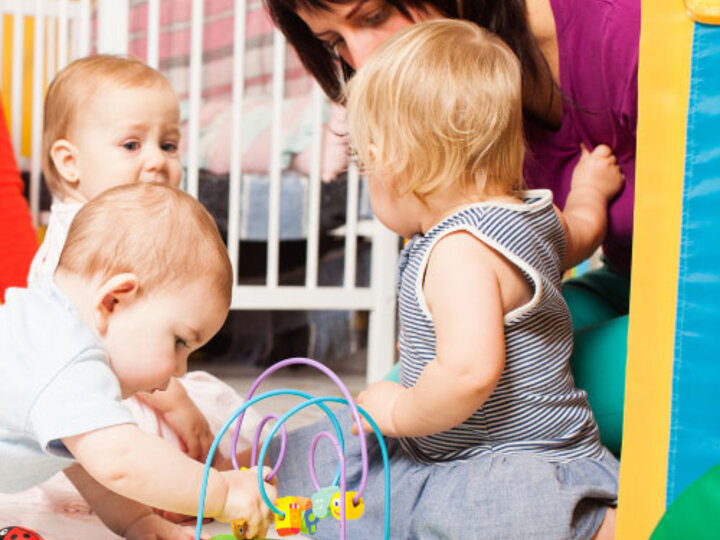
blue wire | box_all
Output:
[194,389,345,540]
[256,397,391,540]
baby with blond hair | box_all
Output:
[270,20,623,539]
[1,183,276,539]
[28,55,219,468]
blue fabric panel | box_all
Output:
[668,22,720,505]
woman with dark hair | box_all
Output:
[265,0,639,455]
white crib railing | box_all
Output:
[0,0,398,383]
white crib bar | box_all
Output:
[185,0,204,198]
[146,0,160,69]
[228,0,248,285]
[305,84,324,289]
[46,15,57,81]
[78,0,90,56]
[343,161,360,289]
[367,224,399,382]
[29,0,45,226]
[57,0,68,71]
[97,0,128,55]
[267,28,286,288]
[10,2,23,160]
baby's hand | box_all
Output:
[124,513,194,540]
[355,381,404,436]
[161,389,214,463]
[218,466,277,538]
[571,143,624,202]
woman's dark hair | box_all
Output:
[263,0,545,103]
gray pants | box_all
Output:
[269,409,619,540]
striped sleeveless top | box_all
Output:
[397,189,603,463]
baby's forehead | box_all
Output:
[71,82,179,129]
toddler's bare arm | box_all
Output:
[560,143,624,269]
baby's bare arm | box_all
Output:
[561,144,624,269]
[63,424,227,518]
[64,463,193,540]
[136,378,214,461]
[359,232,506,437]
[62,423,276,530]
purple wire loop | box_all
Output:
[308,430,339,492]
[250,414,286,481]
[308,431,348,538]
[230,357,370,504]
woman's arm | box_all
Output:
[358,232,507,437]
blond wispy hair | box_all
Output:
[57,183,232,305]
[345,19,525,199]
[42,54,175,197]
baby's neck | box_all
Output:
[421,189,519,234]
[58,193,87,205]
[53,271,98,335]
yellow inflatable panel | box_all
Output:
[615,0,693,538]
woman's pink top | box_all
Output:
[524,0,639,273]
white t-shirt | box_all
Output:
[27,200,83,287]
[0,282,135,493]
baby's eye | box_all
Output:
[123,141,140,151]
[162,142,179,153]
[175,337,188,348]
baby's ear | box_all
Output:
[93,273,139,335]
[50,139,80,187]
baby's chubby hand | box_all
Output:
[123,513,194,540]
[163,398,214,463]
[571,143,624,202]
[218,466,277,538]
[354,381,405,437]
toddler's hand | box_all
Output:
[162,393,214,463]
[124,513,194,540]
[355,381,404,436]
[218,466,277,538]
[571,144,624,202]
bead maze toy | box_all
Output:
[195,358,391,540]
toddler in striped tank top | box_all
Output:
[271,19,624,539]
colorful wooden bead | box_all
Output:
[301,507,320,534]
[310,485,340,519]
[275,496,302,536]
[330,492,364,520]
[231,519,247,538]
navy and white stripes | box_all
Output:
[396,189,603,463]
